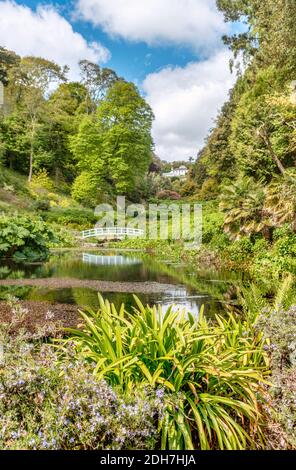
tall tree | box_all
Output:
[40,82,89,183]
[71,80,154,203]
[79,60,119,113]
[217,0,296,74]
[0,46,20,85]
[7,56,67,181]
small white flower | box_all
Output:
[45,310,55,320]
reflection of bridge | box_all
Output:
[82,253,142,266]
[81,227,145,240]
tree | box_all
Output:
[79,60,119,113]
[71,80,154,201]
[265,169,296,232]
[71,171,101,207]
[0,46,20,85]
[7,56,67,181]
[196,81,244,183]
[229,68,296,180]
[217,0,296,74]
[39,82,89,183]
[0,113,28,172]
[219,177,273,240]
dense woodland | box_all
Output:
[187,0,296,241]
[0,1,295,238]
[0,52,154,204]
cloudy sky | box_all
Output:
[0,0,239,161]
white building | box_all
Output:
[163,165,188,178]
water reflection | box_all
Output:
[0,250,244,317]
[82,253,142,266]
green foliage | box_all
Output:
[0,167,29,195]
[79,59,119,111]
[29,169,54,199]
[0,335,161,450]
[0,49,153,199]
[217,0,296,74]
[5,56,67,182]
[225,237,254,264]
[265,169,296,231]
[198,178,219,201]
[32,199,51,212]
[43,207,97,230]
[258,303,296,449]
[0,214,56,261]
[71,81,154,200]
[0,46,20,85]
[219,177,272,240]
[62,295,268,450]
[201,202,226,246]
[46,223,76,248]
[229,68,295,179]
[218,170,296,269]
[71,171,101,207]
[189,1,296,250]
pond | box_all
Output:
[0,250,247,318]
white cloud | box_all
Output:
[76,0,227,55]
[143,50,235,161]
[0,1,110,80]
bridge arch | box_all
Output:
[81,226,145,240]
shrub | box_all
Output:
[43,208,97,230]
[0,214,56,261]
[273,234,296,258]
[29,169,53,196]
[71,172,99,207]
[226,237,254,263]
[0,168,29,195]
[47,223,77,248]
[156,190,181,200]
[32,199,51,212]
[202,205,225,245]
[0,338,162,450]
[180,179,198,197]
[62,295,268,450]
[258,304,296,449]
[198,178,219,201]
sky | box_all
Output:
[0,0,240,161]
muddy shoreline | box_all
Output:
[0,300,80,334]
[0,277,175,293]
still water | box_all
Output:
[0,250,245,317]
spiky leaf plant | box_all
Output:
[61,295,269,450]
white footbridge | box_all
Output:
[81,226,144,240]
[82,253,142,266]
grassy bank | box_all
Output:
[107,200,296,279]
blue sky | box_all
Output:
[15,0,214,81]
[0,0,242,161]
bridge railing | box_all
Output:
[81,226,145,240]
[82,253,141,265]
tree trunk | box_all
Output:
[258,126,286,176]
[28,118,36,183]
[28,145,33,183]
